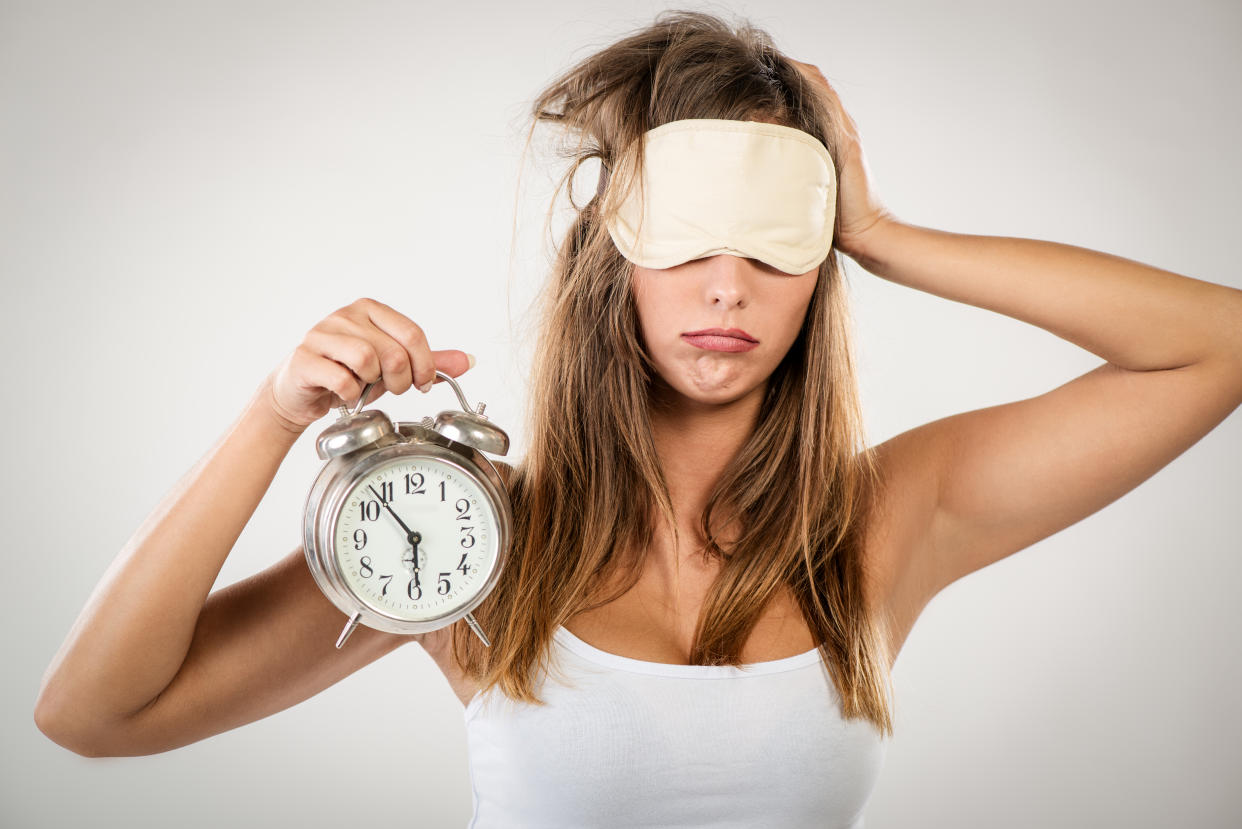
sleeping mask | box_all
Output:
[601,118,837,275]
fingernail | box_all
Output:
[418,380,433,394]
[466,352,477,370]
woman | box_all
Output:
[34,10,1242,828]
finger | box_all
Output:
[351,298,437,393]
[428,349,476,383]
[327,371,390,410]
[303,327,389,390]
[318,311,417,396]
[789,59,828,87]
[293,343,386,409]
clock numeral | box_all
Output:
[376,480,394,503]
[439,480,446,501]
[359,556,374,578]
[405,472,425,495]
[407,573,422,600]
[456,553,471,576]
[379,574,392,596]
[437,572,452,595]
[353,528,367,550]
[359,500,381,522]
[456,498,471,521]
[459,526,475,548]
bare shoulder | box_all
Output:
[859,354,1242,666]
[419,624,480,708]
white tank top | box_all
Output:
[463,624,889,828]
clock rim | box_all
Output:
[302,440,512,636]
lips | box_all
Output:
[682,327,758,342]
[681,327,760,353]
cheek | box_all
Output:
[631,275,656,341]
[766,280,817,338]
[632,271,680,342]
[789,290,817,334]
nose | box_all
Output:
[701,254,752,309]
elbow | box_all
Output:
[35,686,191,758]
[34,695,104,758]
[33,688,135,759]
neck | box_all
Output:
[643,379,765,585]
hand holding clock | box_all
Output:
[33,297,502,758]
[264,297,476,434]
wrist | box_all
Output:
[253,374,309,441]
[838,212,901,273]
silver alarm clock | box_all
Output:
[302,371,512,650]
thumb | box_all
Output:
[430,349,477,380]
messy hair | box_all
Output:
[452,9,894,736]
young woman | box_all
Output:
[35,11,1242,828]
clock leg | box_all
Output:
[463,613,491,647]
[335,611,363,649]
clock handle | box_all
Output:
[434,371,488,416]
[336,381,380,419]
[334,373,483,419]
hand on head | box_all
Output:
[788,59,896,259]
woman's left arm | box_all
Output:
[854,220,1242,600]
[848,221,1242,375]
[793,60,1242,605]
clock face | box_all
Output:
[332,455,499,622]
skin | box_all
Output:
[33,60,1242,756]
[602,252,825,664]
[633,256,817,407]
[582,98,829,649]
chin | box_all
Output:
[654,368,766,408]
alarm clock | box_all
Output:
[302,371,512,650]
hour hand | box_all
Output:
[402,533,423,573]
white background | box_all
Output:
[2,1,1239,826]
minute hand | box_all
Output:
[367,484,422,553]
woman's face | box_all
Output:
[631,254,819,407]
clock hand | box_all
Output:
[401,534,423,574]
[367,484,415,536]
[367,484,423,573]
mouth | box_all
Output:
[681,327,760,353]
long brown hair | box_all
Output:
[453,9,894,736]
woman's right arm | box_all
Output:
[34,298,474,757]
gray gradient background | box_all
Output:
[3,1,1240,827]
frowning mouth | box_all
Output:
[681,328,760,352]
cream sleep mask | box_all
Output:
[601,118,837,275]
